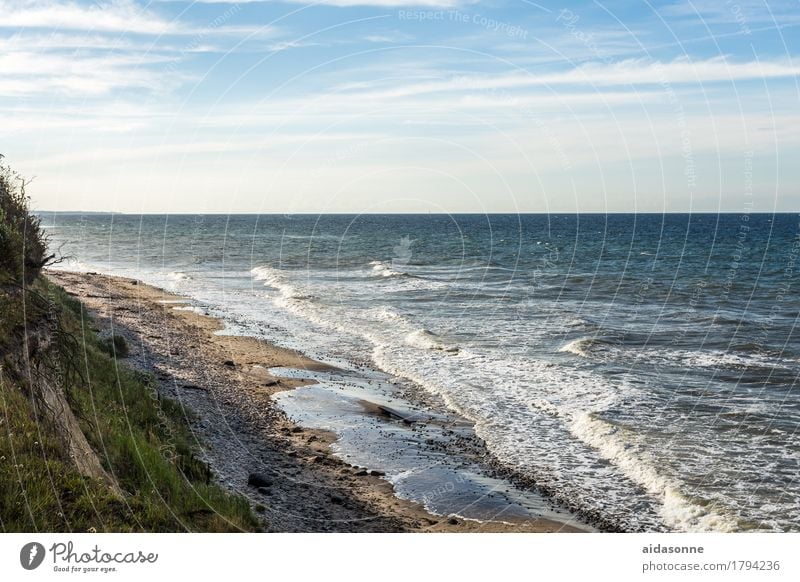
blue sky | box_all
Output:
[2,0,799,213]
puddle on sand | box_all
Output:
[271,367,590,529]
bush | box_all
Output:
[0,156,50,285]
[101,334,130,358]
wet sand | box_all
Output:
[47,270,585,533]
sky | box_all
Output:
[2,0,799,213]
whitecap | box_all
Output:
[404,329,459,353]
[558,337,595,358]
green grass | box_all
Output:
[0,280,260,532]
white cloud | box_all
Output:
[0,32,141,51]
[338,57,800,101]
[0,1,277,37]
[0,50,179,96]
[0,1,286,98]
[363,31,414,43]
[0,0,180,35]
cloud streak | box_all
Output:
[334,57,800,101]
[0,0,277,37]
[0,50,181,96]
[0,0,180,35]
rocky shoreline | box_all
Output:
[47,270,582,533]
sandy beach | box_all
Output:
[47,270,583,533]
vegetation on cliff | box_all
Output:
[0,158,258,532]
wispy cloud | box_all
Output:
[363,31,414,43]
[0,31,153,52]
[0,0,180,35]
[0,50,180,96]
[0,1,287,98]
[336,57,800,101]
[0,1,277,37]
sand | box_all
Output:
[47,270,584,533]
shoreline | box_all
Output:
[47,270,585,533]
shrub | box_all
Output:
[101,334,130,358]
[0,156,50,286]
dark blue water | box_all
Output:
[44,213,800,531]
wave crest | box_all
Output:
[166,271,191,282]
[558,337,596,358]
[250,265,314,301]
[404,329,459,353]
[370,260,408,278]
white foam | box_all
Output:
[404,329,459,352]
[173,305,205,314]
[558,338,594,357]
[370,305,410,323]
[251,265,314,302]
[673,349,790,371]
[597,343,793,372]
[51,257,96,273]
[166,271,191,282]
[251,265,284,286]
[370,260,406,278]
[368,339,754,531]
[569,412,739,532]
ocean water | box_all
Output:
[42,213,800,532]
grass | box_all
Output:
[0,278,260,533]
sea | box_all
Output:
[41,212,800,532]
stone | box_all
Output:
[247,473,273,488]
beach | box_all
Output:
[47,270,583,533]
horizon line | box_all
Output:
[34,210,800,216]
